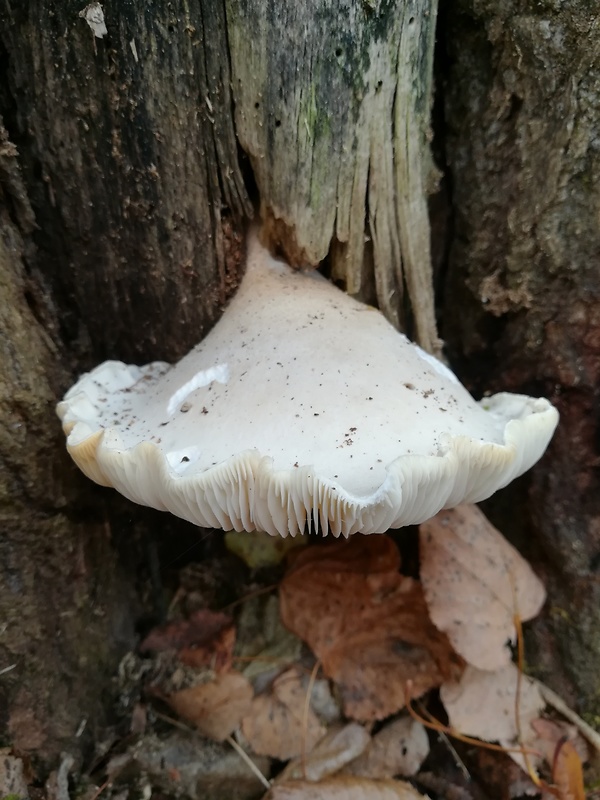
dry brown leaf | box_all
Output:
[469,748,541,800]
[523,718,587,797]
[264,776,429,799]
[440,663,545,745]
[551,739,586,800]
[140,609,235,672]
[420,505,546,671]
[343,717,430,779]
[279,722,371,783]
[531,718,588,767]
[166,669,253,741]
[279,537,461,722]
[241,667,326,760]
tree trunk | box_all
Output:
[0,0,439,772]
[0,0,250,768]
[442,1,600,718]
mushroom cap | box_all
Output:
[57,234,558,537]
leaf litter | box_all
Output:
[165,670,254,741]
[277,722,371,783]
[74,504,594,800]
[440,662,545,748]
[279,535,463,721]
[240,667,326,760]
[264,776,430,799]
[341,717,430,779]
[140,608,235,671]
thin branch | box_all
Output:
[536,680,600,754]
[227,735,271,791]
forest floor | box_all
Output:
[3,508,599,800]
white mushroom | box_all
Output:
[57,232,558,537]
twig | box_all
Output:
[415,700,470,782]
[221,583,279,612]
[536,680,600,754]
[153,710,271,790]
[153,709,195,732]
[301,659,321,779]
[88,779,109,800]
[227,735,271,791]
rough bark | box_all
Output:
[1,1,250,366]
[0,127,138,766]
[0,0,249,769]
[442,1,600,717]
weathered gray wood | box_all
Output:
[227,0,441,353]
[443,1,600,716]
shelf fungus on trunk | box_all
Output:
[57,233,558,537]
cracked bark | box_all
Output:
[0,0,249,768]
[442,1,600,718]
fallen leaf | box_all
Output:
[279,537,461,721]
[307,677,342,726]
[264,776,429,799]
[279,722,371,782]
[235,594,303,688]
[531,717,588,766]
[241,667,326,760]
[140,609,235,672]
[440,663,545,746]
[226,529,307,569]
[420,505,546,671]
[343,716,430,779]
[552,739,586,800]
[166,670,253,741]
[525,719,588,798]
